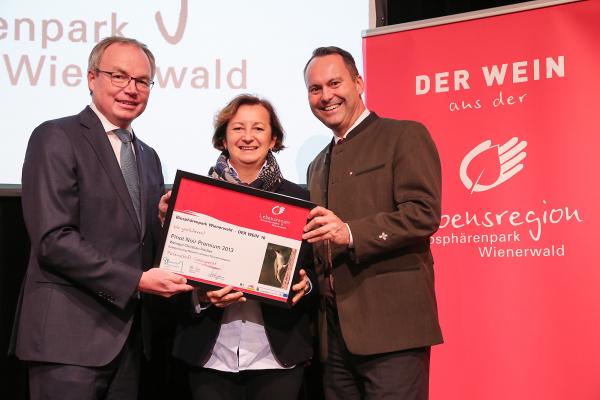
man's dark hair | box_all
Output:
[303,46,359,79]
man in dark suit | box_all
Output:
[10,36,193,400]
[302,46,443,399]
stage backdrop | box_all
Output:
[0,0,367,185]
[363,1,599,399]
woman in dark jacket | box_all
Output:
[169,94,316,400]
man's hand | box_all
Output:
[158,190,171,226]
[291,269,310,306]
[302,206,350,245]
[196,286,246,308]
[138,268,193,297]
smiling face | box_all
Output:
[223,104,276,181]
[88,43,152,128]
[305,54,366,138]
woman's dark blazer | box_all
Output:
[172,179,316,368]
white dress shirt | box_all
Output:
[89,102,134,165]
[334,108,370,144]
[202,300,289,372]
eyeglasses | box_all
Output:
[95,69,154,91]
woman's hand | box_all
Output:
[197,285,246,308]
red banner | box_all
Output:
[364,1,600,399]
[175,178,309,241]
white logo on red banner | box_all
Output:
[271,205,286,215]
[459,137,527,193]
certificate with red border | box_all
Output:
[158,170,315,307]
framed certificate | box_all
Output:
[158,170,315,307]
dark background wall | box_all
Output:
[377,0,524,26]
[1,1,528,398]
[1,196,29,399]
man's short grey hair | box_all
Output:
[88,36,156,78]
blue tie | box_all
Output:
[114,129,141,224]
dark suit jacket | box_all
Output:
[307,112,443,359]
[172,179,316,369]
[10,106,165,367]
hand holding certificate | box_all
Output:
[157,170,315,307]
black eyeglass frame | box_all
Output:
[95,69,155,91]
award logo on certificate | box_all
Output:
[158,170,315,307]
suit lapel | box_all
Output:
[308,144,332,277]
[308,141,332,209]
[345,111,378,143]
[310,113,378,208]
[78,107,141,234]
[323,140,333,208]
[132,135,147,237]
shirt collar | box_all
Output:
[334,108,370,144]
[90,102,133,137]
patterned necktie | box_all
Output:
[113,129,141,225]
